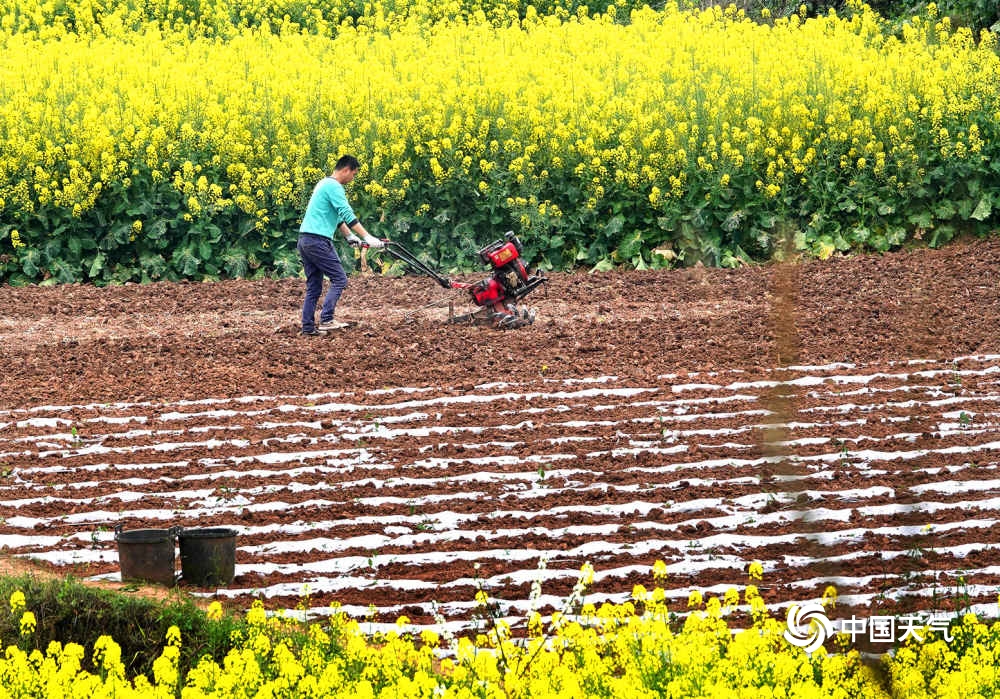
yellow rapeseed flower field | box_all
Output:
[0,1,998,283]
[0,569,889,698]
[7,565,1000,697]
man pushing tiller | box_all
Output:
[297,154,546,336]
[296,155,383,336]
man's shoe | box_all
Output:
[299,327,328,337]
[318,320,350,331]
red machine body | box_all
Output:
[460,233,546,313]
[469,277,505,306]
[484,241,519,267]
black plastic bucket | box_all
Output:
[179,528,237,587]
[115,527,177,586]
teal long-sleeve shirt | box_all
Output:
[299,177,358,239]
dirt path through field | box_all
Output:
[3,238,998,408]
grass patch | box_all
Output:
[0,573,243,679]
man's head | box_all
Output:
[333,155,360,184]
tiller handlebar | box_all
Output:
[379,240,453,289]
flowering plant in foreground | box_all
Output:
[5,564,997,698]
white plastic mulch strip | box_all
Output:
[2,354,1000,629]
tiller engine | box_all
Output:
[371,232,547,329]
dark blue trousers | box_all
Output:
[297,233,347,332]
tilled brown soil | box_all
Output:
[2,237,1000,646]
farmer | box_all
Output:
[297,154,383,336]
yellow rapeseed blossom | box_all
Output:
[651,559,668,581]
[207,601,224,621]
[247,599,268,625]
[19,611,36,635]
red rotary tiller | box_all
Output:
[370,232,547,329]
